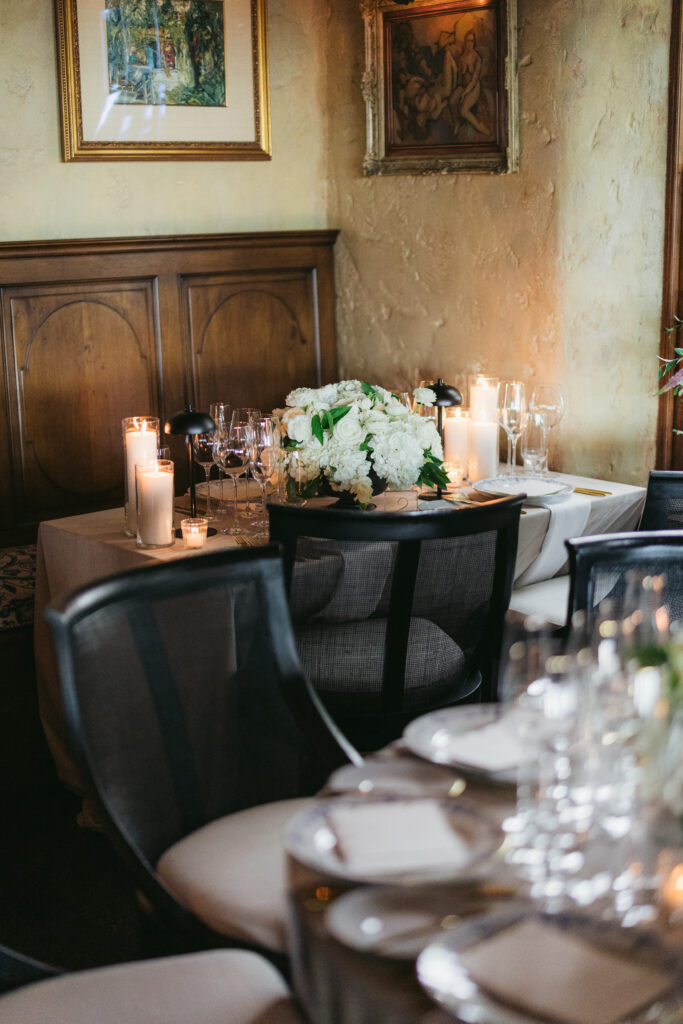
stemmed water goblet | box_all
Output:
[497,381,526,475]
[213,423,249,534]
[230,408,262,521]
[192,431,217,520]
[209,403,231,515]
[529,384,564,470]
[247,417,279,536]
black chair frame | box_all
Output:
[566,530,683,621]
[269,497,524,713]
[0,945,58,996]
[639,470,683,531]
[46,545,359,964]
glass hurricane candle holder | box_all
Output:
[122,416,159,536]
[181,517,209,549]
[443,408,470,467]
[135,459,174,549]
[468,375,499,423]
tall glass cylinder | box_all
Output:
[443,407,470,466]
[468,375,499,423]
[122,416,159,536]
[135,459,174,549]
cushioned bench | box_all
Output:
[0,544,36,631]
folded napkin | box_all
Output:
[450,715,530,773]
[515,493,590,587]
[328,800,470,875]
[459,918,673,1024]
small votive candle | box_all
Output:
[658,852,683,921]
[443,461,465,489]
[181,517,209,549]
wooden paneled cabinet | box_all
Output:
[0,231,338,544]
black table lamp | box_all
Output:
[165,405,216,536]
[421,377,463,500]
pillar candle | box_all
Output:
[443,409,470,465]
[136,462,174,547]
[469,377,498,423]
[124,419,158,534]
[468,420,499,481]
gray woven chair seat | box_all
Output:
[296,616,467,711]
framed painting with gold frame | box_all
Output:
[54,0,270,161]
[361,0,518,175]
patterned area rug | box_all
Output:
[0,545,36,630]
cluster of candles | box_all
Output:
[442,375,499,484]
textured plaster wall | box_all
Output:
[0,0,330,239]
[326,0,671,484]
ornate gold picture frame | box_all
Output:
[54,0,270,161]
[362,0,518,175]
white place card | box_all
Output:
[453,717,530,773]
[328,800,470,875]
[459,918,674,1024]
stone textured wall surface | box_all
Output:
[0,0,672,484]
[0,0,329,239]
[326,0,671,484]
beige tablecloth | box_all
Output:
[34,470,645,791]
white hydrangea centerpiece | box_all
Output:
[272,380,448,508]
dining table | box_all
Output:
[284,729,683,1024]
[33,467,645,794]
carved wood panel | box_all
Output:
[0,231,338,543]
[3,281,161,525]
[184,270,320,413]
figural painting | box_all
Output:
[362,0,518,175]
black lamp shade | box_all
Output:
[430,379,463,407]
[165,405,216,436]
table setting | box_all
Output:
[286,604,683,1024]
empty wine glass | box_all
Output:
[213,423,249,534]
[247,418,279,533]
[192,431,217,520]
[497,381,526,475]
[521,412,548,476]
[209,403,231,515]
[529,384,564,429]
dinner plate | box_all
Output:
[326,758,464,799]
[283,796,502,886]
[417,907,682,1024]
[402,704,530,785]
[473,474,573,505]
[326,882,518,961]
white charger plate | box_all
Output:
[402,705,530,785]
[326,882,518,961]
[417,908,682,1024]
[473,475,573,505]
[283,797,502,886]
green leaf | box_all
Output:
[329,405,351,424]
[282,437,299,448]
[361,382,378,400]
[359,433,373,452]
[311,414,324,445]
[286,472,322,501]
[324,410,335,435]
[417,458,450,490]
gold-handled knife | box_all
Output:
[573,487,612,497]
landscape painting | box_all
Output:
[105,0,226,107]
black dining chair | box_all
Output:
[639,470,683,531]
[565,530,683,632]
[45,546,359,967]
[0,943,303,1022]
[268,496,524,750]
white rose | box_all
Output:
[286,387,319,409]
[413,387,437,406]
[286,413,312,445]
[332,409,365,446]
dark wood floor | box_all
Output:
[0,626,160,971]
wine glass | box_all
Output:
[213,423,249,534]
[209,403,231,515]
[192,431,217,520]
[230,408,261,430]
[529,384,564,430]
[497,381,526,475]
[247,418,279,534]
